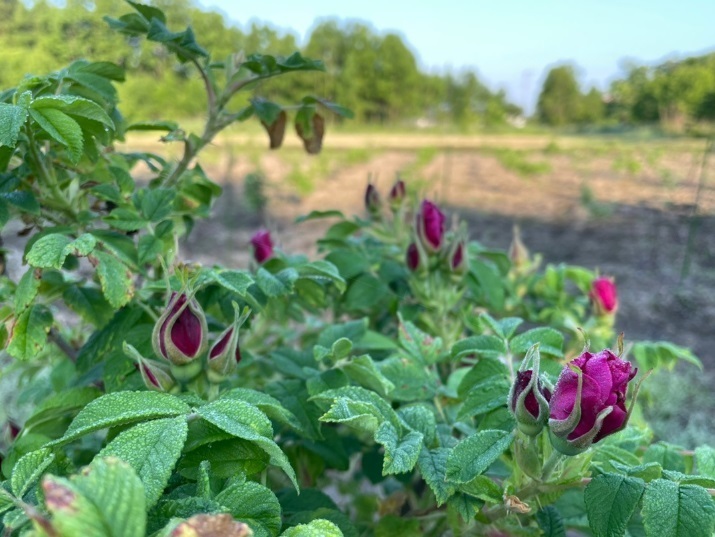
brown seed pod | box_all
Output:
[261,109,287,150]
[296,112,325,155]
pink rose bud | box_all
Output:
[590,277,618,315]
[136,361,175,392]
[450,241,468,274]
[365,183,381,215]
[389,179,406,208]
[406,242,420,271]
[152,292,208,365]
[508,345,551,436]
[549,348,637,455]
[417,200,446,252]
[207,326,242,378]
[250,229,274,264]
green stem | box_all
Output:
[541,450,566,482]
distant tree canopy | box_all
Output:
[0,0,521,128]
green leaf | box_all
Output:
[445,430,514,483]
[140,188,176,222]
[318,319,367,348]
[458,475,503,503]
[104,207,148,231]
[470,259,505,310]
[343,273,389,311]
[631,341,702,371]
[478,313,523,340]
[642,479,715,537]
[585,473,645,537]
[379,356,437,402]
[94,250,134,308]
[312,386,400,432]
[212,270,254,296]
[219,388,304,433]
[457,379,510,420]
[62,284,113,328]
[281,519,343,537]
[398,405,436,445]
[302,96,354,119]
[398,316,443,365]
[696,446,715,479]
[417,447,456,505]
[643,443,686,472]
[457,357,510,397]
[26,234,72,269]
[510,327,564,358]
[296,260,346,293]
[47,391,190,447]
[341,355,395,396]
[295,210,344,223]
[43,457,146,537]
[1,190,40,215]
[14,268,41,314]
[29,107,84,162]
[536,506,566,537]
[452,335,507,361]
[197,399,298,490]
[0,101,28,147]
[127,0,167,24]
[125,120,178,132]
[216,480,282,537]
[23,387,101,436]
[256,267,299,297]
[32,95,114,129]
[179,438,268,479]
[375,422,423,475]
[11,447,55,498]
[98,416,188,508]
[7,304,52,360]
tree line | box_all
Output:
[1,0,713,130]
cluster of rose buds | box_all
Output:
[508,343,638,455]
[364,178,407,217]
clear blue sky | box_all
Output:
[200,0,715,113]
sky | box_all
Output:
[200,0,715,113]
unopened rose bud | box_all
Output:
[406,242,420,271]
[450,241,468,274]
[590,277,618,315]
[207,327,241,378]
[416,200,446,252]
[509,225,530,268]
[508,345,551,436]
[549,348,637,455]
[389,179,406,209]
[365,184,381,215]
[137,361,175,392]
[250,229,274,264]
[152,292,208,366]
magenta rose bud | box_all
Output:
[508,345,551,436]
[250,229,274,264]
[207,326,242,379]
[548,348,637,455]
[389,179,406,208]
[136,361,175,392]
[406,242,420,271]
[365,183,381,215]
[417,200,446,252]
[450,241,468,275]
[590,277,618,315]
[152,292,208,366]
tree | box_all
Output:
[537,65,582,126]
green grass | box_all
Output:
[487,148,552,177]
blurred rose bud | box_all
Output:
[365,184,381,215]
[549,348,637,455]
[137,361,175,392]
[450,241,468,274]
[416,200,446,252]
[406,242,420,271]
[250,229,274,264]
[590,276,618,315]
[508,345,551,436]
[509,225,530,268]
[389,179,406,208]
[208,326,241,378]
[152,292,208,366]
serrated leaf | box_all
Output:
[696,446,715,478]
[452,335,507,361]
[212,270,254,296]
[14,268,41,314]
[398,405,436,445]
[417,447,456,505]
[0,102,28,147]
[510,327,564,357]
[29,107,84,162]
[457,379,510,420]
[47,391,190,447]
[458,475,503,503]
[179,438,268,479]
[11,447,55,498]
[642,479,715,537]
[7,304,52,360]
[43,457,146,537]
[98,416,188,508]
[256,267,298,297]
[94,250,134,308]
[445,430,514,483]
[374,422,422,475]
[537,506,566,537]
[24,387,101,435]
[585,473,645,537]
[643,443,686,472]
[216,480,281,537]
[26,233,72,269]
[342,355,394,396]
[398,317,443,364]
[379,356,438,402]
[140,188,176,222]
[296,260,346,293]
[137,234,163,266]
[219,388,304,433]
[281,519,343,537]
[104,207,148,231]
[197,399,298,490]
[32,95,114,129]
[457,357,510,396]
[1,190,40,214]
[312,386,400,432]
